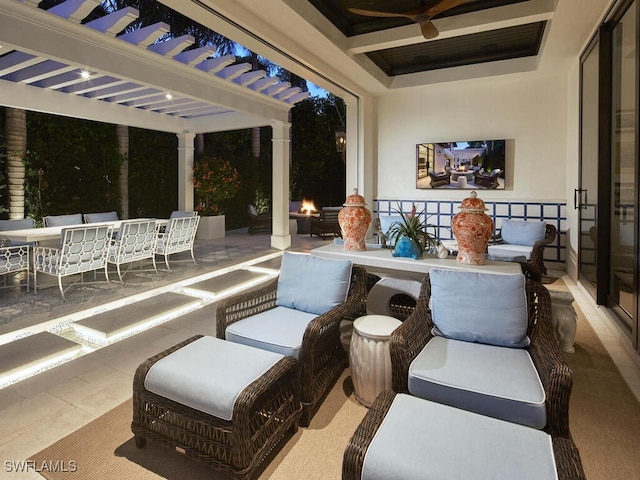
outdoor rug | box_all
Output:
[31,293,640,479]
[30,370,367,480]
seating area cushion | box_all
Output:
[362,394,556,480]
[224,306,317,360]
[0,218,35,231]
[487,243,534,259]
[44,213,83,227]
[408,336,546,429]
[276,252,352,315]
[144,336,284,421]
[429,269,529,347]
[169,210,196,219]
[0,218,36,247]
[84,211,118,223]
[500,219,547,246]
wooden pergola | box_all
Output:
[0,0,312,249]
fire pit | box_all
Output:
[289,199,319,234]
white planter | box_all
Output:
[196,215,225,240]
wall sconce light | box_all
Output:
[335,125,346,153]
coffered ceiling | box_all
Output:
[306,0,552,76]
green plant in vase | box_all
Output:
[387,205,439,259]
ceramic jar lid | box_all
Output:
[343,188,367,207]
[458,191,488,212]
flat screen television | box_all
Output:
[416,139,506,190]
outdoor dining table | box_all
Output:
[0,219,168,244]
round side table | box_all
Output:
[349,315,402,407]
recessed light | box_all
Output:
[166,93,173,100]
[80,70,90,79]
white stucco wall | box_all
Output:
[376,73,569,204]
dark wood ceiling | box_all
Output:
[307,0,546,75]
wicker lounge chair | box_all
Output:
[247,204,272,234]
[389,271,573,439]
[473,168,502,189]
[428,169,450,187]
[488,220,557,279]
[310,206,341,238]
[342,390,586,480]
[217,253,367,426]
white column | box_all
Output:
[271,120,291,250]
[177,133,196,211]
[345,95,377,239]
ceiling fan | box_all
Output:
[348,0,470,40]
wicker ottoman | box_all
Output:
[343,391,586,480]
[132,335,301,480]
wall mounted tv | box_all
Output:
[416,139,506,190]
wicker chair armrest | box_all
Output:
[389,275,433,393]
[215,278,279,338]
[342,390,396,480]
[553,437,587,480]
[527,281,573,438]
[232,355,301,422]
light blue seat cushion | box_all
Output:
[44,213,83,227]
[84,211,118,223]
[362,394,556,480]
[225,306,317,360]
[487,243,534,259]
[276,252,352,315]
[144,336,284,422]
[429,268,529,348]
[408,336,546,429]
[500,219,546,246]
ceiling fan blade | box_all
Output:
[419,20,439,40]
[347,7,410,19]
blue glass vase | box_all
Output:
[392,235,422,259]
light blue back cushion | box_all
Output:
[85,211,118,223]
[0,218,34,231]
[169,210,196,219]
[276,252,352,315]
[501,220,546,246]
[430,269,529,348]
[45,213,83,227]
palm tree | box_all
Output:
[5,108,26,219]
[116,124,129,219]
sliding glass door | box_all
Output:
[609,0,637,344]
[579,0,639,350]
[578,38,600,297]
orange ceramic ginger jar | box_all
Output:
[451,190,494,265]
[338,188,372,251]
